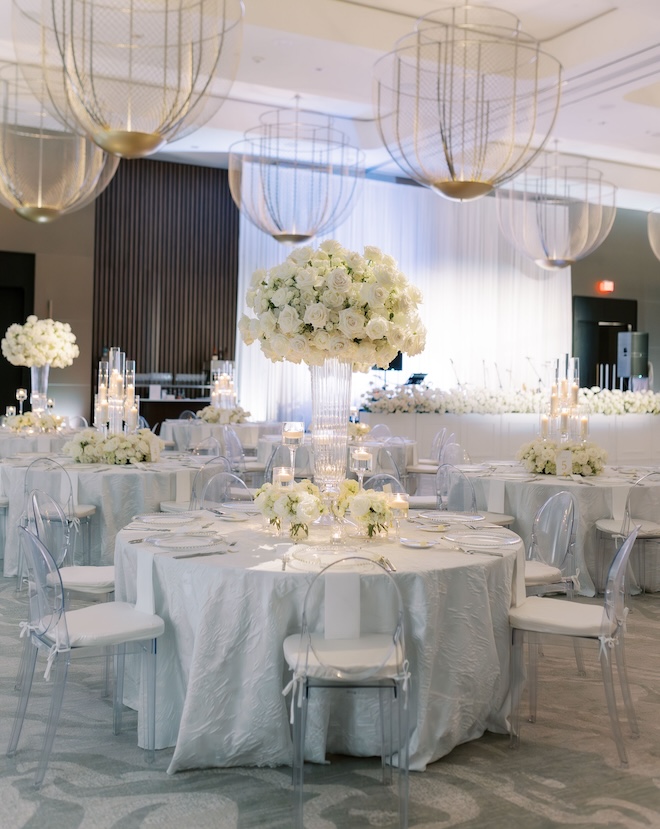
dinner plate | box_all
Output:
[288,545,374,571]
[212,512,251,522]
[218,502,260,515]
[147,533,222,551]
[456,464,490,473]
[134,514,196,526]
[399,538,438,549]
[444,530,519,548]
[418,511,484,524]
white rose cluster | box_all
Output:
[362,385,546,415]
[239,240,426,371]
[63,428,164,465]
[516,438,607,476]
[255,479,324,539]
[1,315,80,368]
[198,405,251,424]
[5,412,64,432]
[579,387,660,415]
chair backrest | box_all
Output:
[192,436,222,457]
[376,448,401,480]
[369,423,392,440]
[189,456,232,509]
[29,490,72,569]
[297,555,405,681]
[527,491,577,570]
[68,415,88,429]
[178,410,197,420]
[429,428,448,462]
[221,425,246,474]
[264,444,314,483]
[138,415,150,429]
[365,473,405,493]
[436,464,477,512]
[201,471,253,509]
[22,458,74,524]
[440,441,471,465]
[603,528,639,632]
[18,526,68,647]
[621,471,660,534]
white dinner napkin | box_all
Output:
[487,479,506,513]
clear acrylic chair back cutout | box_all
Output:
[201,471,253,509]
[436,464,478,512]
[189,456,232,509]
[529,491,577,570]
[29,490,72,569]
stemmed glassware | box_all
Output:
[282,421,304,472]
[15,388,27,415]
[350,447,373,490]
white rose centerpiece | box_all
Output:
[64,428,164,465]
[516,438,607,476]
[239,240,426,371]
[1,315,79,368]
[198,405,251,425]
[255,479,324,540]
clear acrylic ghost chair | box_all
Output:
[67,415,88,429]
[222,424,267,486]
[595,471,660,593]
[282,556,410,829]
[138,415,150,429]
[416,428,447,466]
[366,474,406,494]
[525,491,579,599]
[435,464,478,513]
[439,441,471,465]
[264,444,314,483]
[377,448,402,482]
[509,527,640,767]
[7,527,165,788]
[160,456,232,513]
[200,471,256,512]
[191,435,221,457]
[369,423,393,440]
[178,410,197,420]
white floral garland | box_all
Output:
[63,428,164,465]
[516,438,608,476]
[1,315,79,368]
[198,405,251,424]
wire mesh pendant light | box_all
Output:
[496,161,617,270]
[0,62,118,223]
[648,208,660,262]
[228,106,364,244]
[374,5,562,201]
[13,0,243,159]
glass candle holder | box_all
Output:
[15,388,27,415]
[350,447,373,489]
[273,466,295,487]
[282,421,304,469]
[388,492,410,540]
[6,405,16,417]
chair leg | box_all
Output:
[528,638,539,723]
[599,644,629,767]
[292,684,307,829]
[14,634,31,692]
[113,646,125,736]
[509,629,524,748]
[379,685,393,785]
[143,640,157,763]
[573,640,586,677]
[7,641,38,758]
[35,652,70,788]
[396,682,410,829]
[614,636,639,737]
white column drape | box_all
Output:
[235,178,571,422]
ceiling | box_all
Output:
[2,0,660,210]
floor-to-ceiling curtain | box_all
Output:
[235,177,571,422]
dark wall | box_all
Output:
[93,158,240,376]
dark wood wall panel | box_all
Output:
[93,158,239,375]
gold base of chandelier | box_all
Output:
[535,258,575,271]
[432,180,494,201]
[15,206,62,223]
[93,129,165,159]
[272,232,315,244]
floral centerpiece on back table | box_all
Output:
[6,412,64,433]
[517,438,607,476]
[198,404,251,425]
[1,315,79,368]
[64,428,164,465]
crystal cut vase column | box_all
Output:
[30,364,50,413]
[310,357,352,491]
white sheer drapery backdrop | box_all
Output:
[235,177,571,423]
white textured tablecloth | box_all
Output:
[256,435,417,473]
[160,420,283,452]
[0,432,71,457]
[114,513,524,773]
[0,455,205,575]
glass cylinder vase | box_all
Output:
[30,363,50,413]
[310,357,352,492]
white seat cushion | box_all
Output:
[524,560,564,586]
[483,511,515,527]
[53,602,165,648]
[244,461,266,472]
[60,565,115,594]
[283,633,401,680]
[407,463,437,475]
[595,518,622,535]
[73,504,96,519]
[509,596,615,638]
[596,517,660,537]
[159,500,192,513]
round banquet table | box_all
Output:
[465,463,660,594]
[159,420,283,453]
[0,453,208,576]
[0,431,72,458]
[114,512,525,774]
[256,435,418,474]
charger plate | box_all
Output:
[147,533,222,551]
[419,511,484,524]
[288,545,375,571]
[444,530,519,549]
[134,514,196,526]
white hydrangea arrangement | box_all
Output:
[516,438,607,476]
[5,412,64,432]
[1,315,80,368]
[348,421,371,440]
[198,405,251,424]
[239,240,426,371]
[333,479,393,537]
[63,428,164,465]
[254,479,324,540]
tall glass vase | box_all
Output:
[310,357,352,491]
[30,363,50,413]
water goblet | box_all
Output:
[350,448,373,490]
[15,388,27,415]
[282,421,304,470]
[388,492,410,540]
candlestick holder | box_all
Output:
[282,421,304,472]
[350,447,373,490]
[388,492,409,540]
[15,388,26,415]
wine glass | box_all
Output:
[350,448,373,490]
[15,388,27,415]
[282,421,304,471]
[388,492,410,540]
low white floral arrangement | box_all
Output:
[1,315,80,368]
[254,479,324,540]
[63,428,164,465]
[333,479,393,537]
[5,412,64,432]
[198,405,251,425]
[516,438,607,476]
[239,240,426,370]
[348,421,371,440]
[362,384,660,416]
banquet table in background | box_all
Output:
[0,453,207,576]
[0,432,72,458]
[114,514,525,774]
[159,420,283,453]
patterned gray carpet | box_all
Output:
[1,577,659,829]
